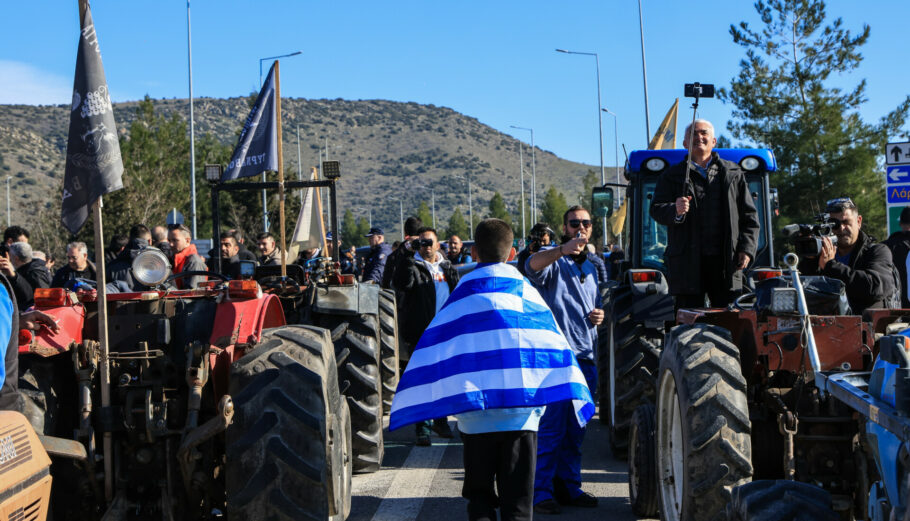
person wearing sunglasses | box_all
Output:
[525,205,602,514]
[393,226,460,445]
[801,197,898,314]
[650,119,760,309]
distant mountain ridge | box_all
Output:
[0,97,607,236]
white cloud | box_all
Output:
[0,60,71,105]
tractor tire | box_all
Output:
[656,324,752,521]
[628,404,658,517]
[379,289,400,414]
[322,313,384,473]
[226,325,352,521]
[726,480,839,521]
[598,285,662,457]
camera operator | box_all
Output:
[799,197,896,314]
[517,223,553,277]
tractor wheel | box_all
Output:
[599,285,662,457]
[628,404,658,517]
[226,325,351,521]
[322,313,384,473]
[655,324,752,521]
[378,289,400,414]
[726,480,839,521]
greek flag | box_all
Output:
[389,263,595,431]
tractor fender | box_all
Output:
[313,283,379,316]
[18,304,85,357]
[208,293,286,400]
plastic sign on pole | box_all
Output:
[885,141,910,235]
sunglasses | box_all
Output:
[414,238,434,247]
[568,219,593,228]
[825,197,856,213]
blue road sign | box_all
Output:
[887,165,910,184]
[887,184,910,204]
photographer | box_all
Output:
[517,223,553,278]
[798,197,896,314]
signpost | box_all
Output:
[885,141,910,235]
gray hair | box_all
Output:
[683,119,715,140]
[9,241,32,263]
[67,241,88,255]
[33,251,47,261]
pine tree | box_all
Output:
[540,186,569,236]
[488,192,512,227]
[446,208,470,239]
[340,209,359,249]
[416,201,434,231]
[720,0,910,237]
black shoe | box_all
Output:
[416,433,431,446]
[567,491,598,508]
[432,419,454,438]
[533,499,561,515]
[553,476,572,505]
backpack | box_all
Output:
[886,261,903,309]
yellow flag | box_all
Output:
[648,98,679,150]
[610,197,628,237]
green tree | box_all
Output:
[540,186,569,235]
[340,209,359,249]
[488,192,512,228]
[356,217,371,244]
[720,0,910,237]
[416,201,434,230]
[446,207,470,239]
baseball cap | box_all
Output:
[326,231,333,240]
[365,227,384,237]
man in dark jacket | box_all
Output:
[1,242,51,310]
[381,217,422,290]
[801,197,896,314]
[51,242,97,288]
[517,223,553,278]
[362,227,393,284]
[650,119,760,308]
[884,206,910,308]
[393,226,459,445]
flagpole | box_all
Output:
[76,0,113,502]
[274,61,287,279]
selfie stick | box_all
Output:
[683,82,704,200]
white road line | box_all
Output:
[369,444,447,521]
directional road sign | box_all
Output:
[886,141,910,165]
[888,165,910,183]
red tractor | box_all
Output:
[18,261,352,520]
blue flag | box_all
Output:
[222,61,278,182]
[389,263,595,431]
[62,3,124,235]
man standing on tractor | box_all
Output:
[650,119,760,308]
[804,197,896,314]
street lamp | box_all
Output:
[638,0,652,141]
[257,50,302,232]
[453,175,474,240]
[510,125,536,225]
[431,190,436,230]
[602,107,622,249]
[557,48,606,250]
[186,0,198,238]
[5,177,10,227]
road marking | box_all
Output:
[369,443,447,521]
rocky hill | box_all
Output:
[0,97,610,237]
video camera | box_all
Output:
[526,225,555,253]
[781,213,838,258]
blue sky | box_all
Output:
[1,0,908,168]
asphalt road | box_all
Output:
[350,410,658,521]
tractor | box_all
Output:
[594,148,778,457]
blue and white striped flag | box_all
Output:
[389,262,595,431]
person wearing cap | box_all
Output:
[650,119,760,309]
[801,197,896,314]
[362,227,392,284]
[884,206,910,308]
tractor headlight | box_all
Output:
[644,158,667,172]
[740,156,762,171]
[770,287,798,315]
[131,249,171,287]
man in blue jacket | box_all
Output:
[362,227,393,284]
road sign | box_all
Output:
[888,165,910,183]
[887,184,910,204]
[166,208,185,225]
[886,141,910,165]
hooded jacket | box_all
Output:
[393,251,459,345]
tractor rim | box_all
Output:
[629,417,639,497]
[657,368,684,521]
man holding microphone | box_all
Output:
[524,205,603,514]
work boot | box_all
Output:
[416,421,432,446]
[533,499,561,515]
[567,491,598,508]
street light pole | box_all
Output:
[186,0,197,238]
[602,107,622,249]
[296,124,303,205]
[431,190,436,230]
[510,125,535,225]
[557,48,607,250]
[638,0,652,141]
[5,177,10,227]
[258,50,302,232]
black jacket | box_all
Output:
[10,259,51,310]
[800,230,895,314]
[393,253,459,345]
[382,243,413,290]
[884,230,910,308]
[51,260,97,289]
[650,153,760,295]
[363,242,393,284]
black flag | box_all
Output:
[61,3,124,235]
[221,61,279,182]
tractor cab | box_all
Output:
[595,148,778,278]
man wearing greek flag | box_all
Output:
[390,219,594,521]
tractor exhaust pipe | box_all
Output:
[783,253,824,385]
